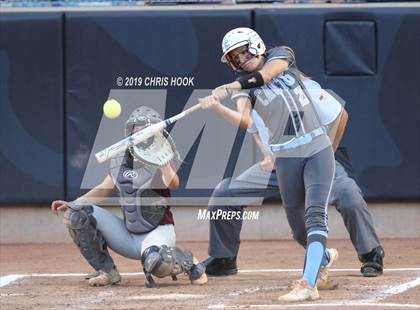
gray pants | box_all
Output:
[275,147,335,245]
[93,206,176,260]
[91,206,175,259]
[208,155,380,258]
[65,205,176,272]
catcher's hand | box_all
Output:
[51,200,68,214]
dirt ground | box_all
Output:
[1,238,419,310]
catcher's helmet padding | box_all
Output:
[125,106,162,137]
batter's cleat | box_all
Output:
[88,267,121,287]
[278,278,320,302]
[202,256,238,276]
[189,257,208,285]
[317,248,339,290]
[359,246,384,277]
[85,270,100,280]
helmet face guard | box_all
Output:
[125,116,155,149]
[225,45,254,71]
[125,108,161,137]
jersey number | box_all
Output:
[283,111,304,136]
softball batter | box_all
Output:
[205,103,384,280]
[199,28,336,302]
[51,106,207,288]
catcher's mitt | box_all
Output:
[125,106,179,167]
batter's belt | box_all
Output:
[270,127,326,152]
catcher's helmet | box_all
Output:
[125,106,161,136]
[125,106,179,167]
[221,27,266,70]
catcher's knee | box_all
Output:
[141,246,164,277]
[62,204,100,247]
[141,245,195,278]
[63,205,113,271]
[141,245,206,288]
[63,205,95,230]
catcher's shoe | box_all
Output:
[278,278,320,302]
[317,248,339,290]
[202,256,238,276]
[88,267,121,287]
[359,246,384,277]
[189,258,208,285]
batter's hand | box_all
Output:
[260,156,275,172]
[51,200,69,215]
[199,95,221,111]
[212,85,231,101]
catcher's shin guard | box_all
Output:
[141,245,207,288]
[63,205,114,273]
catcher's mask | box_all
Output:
[125,106,179,167]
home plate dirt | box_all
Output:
[1,239,419,310]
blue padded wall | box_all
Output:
[0,13,64,203]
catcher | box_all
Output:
[51,106,207,288]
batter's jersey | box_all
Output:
[247,79,343,156]
[233,46,331,157]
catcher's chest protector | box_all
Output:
[110,155,168,234]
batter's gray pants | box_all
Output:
[208,155,380,258]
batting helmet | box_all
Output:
[221,27,266,70]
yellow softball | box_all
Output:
[103,99,121,119]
